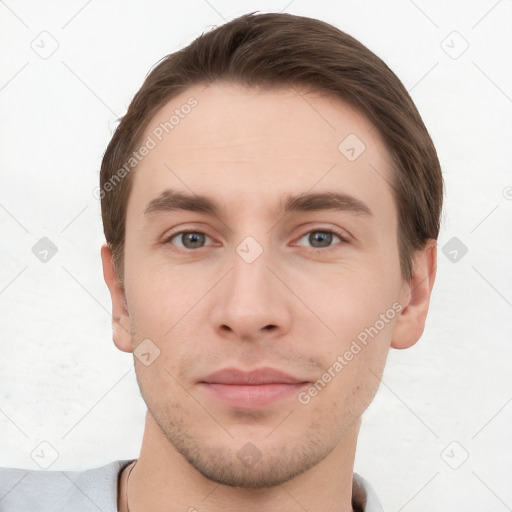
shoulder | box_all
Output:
[352,472,387,512]
[0,459,135,512]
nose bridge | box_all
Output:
[229,215,273,285]
[230,233,275,310]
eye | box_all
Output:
[166,231,213,250]
[164,228,348,253]
[296,229,347,250]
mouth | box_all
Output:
[197,367,310,410]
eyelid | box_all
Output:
[163,229,216,250]
[162,225,350,254]
[291,226,350,250]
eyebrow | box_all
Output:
[144,188,373,218]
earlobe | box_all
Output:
[100,243,133,353]
[391,240,437,350]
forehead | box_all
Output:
[127,82,395,221]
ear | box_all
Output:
[100,243,132,353]
[391,240,437,349]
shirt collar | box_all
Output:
[352,472,386,512]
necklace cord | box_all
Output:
[125,460,137,512]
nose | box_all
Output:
[211,240,292,341]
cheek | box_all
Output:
[125,257,213,338]
[293,262,400,344]
[298,322,391,427]
[293,267,398,409]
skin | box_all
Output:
[101,82,437,512]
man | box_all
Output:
[0,11,442,512]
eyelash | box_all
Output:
[163,228,349,254]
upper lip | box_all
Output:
[199,367,308,385]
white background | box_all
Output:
[1,0,511,510]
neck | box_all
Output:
[119,412,359,512]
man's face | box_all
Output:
[117,82,411,487]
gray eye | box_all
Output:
[172,232,209,249]
[299,230,341,248]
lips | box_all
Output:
[199,367,306,385]
[198,367,309,410]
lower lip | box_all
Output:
[199,382,308,410]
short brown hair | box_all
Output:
[100,11,443,284]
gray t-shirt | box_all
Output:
[0,460,385,511]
